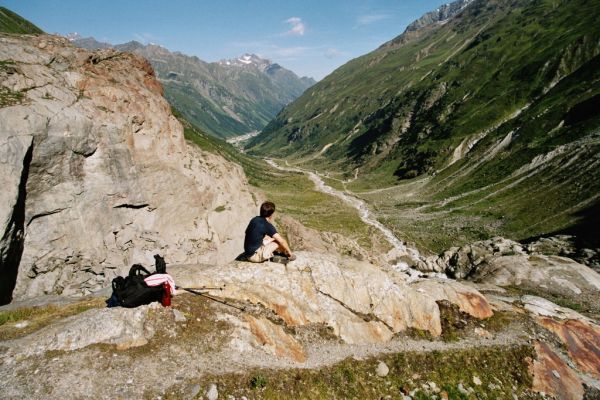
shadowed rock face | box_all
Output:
[170,252,493,346]
[0,34,255,303]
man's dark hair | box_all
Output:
[260,201,276,218]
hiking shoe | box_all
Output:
[270,255,289,264]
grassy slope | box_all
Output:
[163,344,537,399]
[0,7,43,34]
[248,0,600,253]
[175,109,389,252]
[163,68,287,138]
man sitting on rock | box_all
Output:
[244,201,296,262]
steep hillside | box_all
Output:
[72,38,315,138]
[0,7,43,34]
[248,0,600,250]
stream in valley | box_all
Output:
[264,159,434,279]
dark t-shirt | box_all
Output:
[244,216,277,256]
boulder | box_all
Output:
[523,295,600,380]
[521,295,600,399]
[471,255,600,313]
[537,317,600,379]
[170,252,493,344]
[530,341,584,400]
[526,235,600,272]
[1,303,159,358]
[434,237,524,278]
[525,235,578,258]
[0,34,255,303]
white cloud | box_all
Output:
[284,17,306,36]
[356,14,391,26]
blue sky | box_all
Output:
[2,0,446,80]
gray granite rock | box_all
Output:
[0,35,255,303]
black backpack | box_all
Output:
[108,255,167,308]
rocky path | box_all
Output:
[3,254,599,399]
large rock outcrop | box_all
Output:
[0,34,255,303]
[171,252,493,347]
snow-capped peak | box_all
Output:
[218,53,272,70]
[66,32,82,41]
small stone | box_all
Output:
[38,41,47,49]
[206,383,218,400]
[428,381,440,393]
[552,369,560,378]
[458,383,469,395]
[127,378,133,384]
[172,309,187,322]
[440,391,449,400]
[473,376,482,386]
[474,327,491,338]
[185,383,200,399]
[376,361,389,377]
[15,321,29,328]
[241,397,248,400]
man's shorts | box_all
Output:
[248,236,279,263]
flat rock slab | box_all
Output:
[170,252,493,346]
[531,341,584,400]
[1,303,158,359]
[537,317,600,379]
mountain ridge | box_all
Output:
[70,36,315,138]
[247,0,600,250]
[0,7,43,35]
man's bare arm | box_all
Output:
[272,233,293,257]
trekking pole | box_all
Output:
[177,286,246,312]
[183,286,225,291]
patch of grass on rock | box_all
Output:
[159,344,541,399]
[0,297,105,340]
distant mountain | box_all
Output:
[247,0,600,246]
[70,38,315,138]
[66,33,111,50]
[0,7,43,34]
[380,0,474,48]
